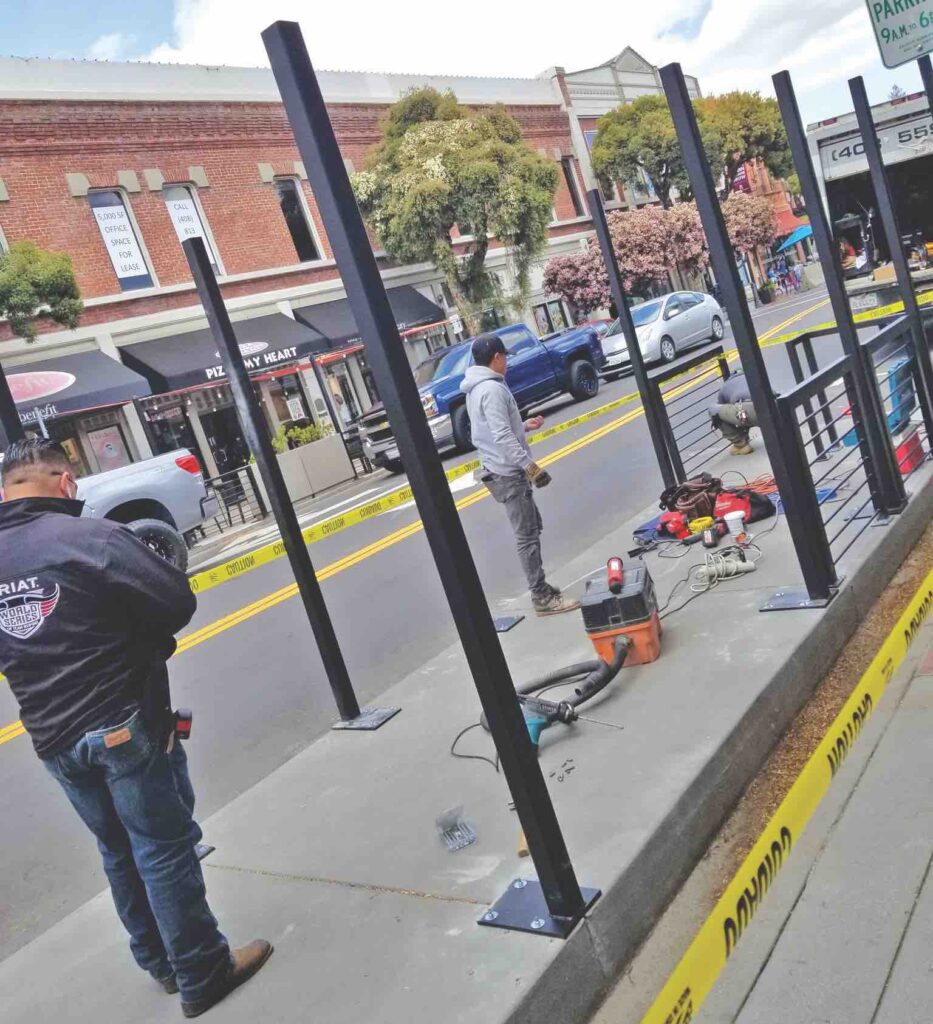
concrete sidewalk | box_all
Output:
[1,454,930,1024]
[729,611,933,1024]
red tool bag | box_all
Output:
[714,488,775,524]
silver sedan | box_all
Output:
[600,291,725,377]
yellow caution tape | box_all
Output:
[640,567,933,1024]
[187,388,644,594]
[761,288,933,351]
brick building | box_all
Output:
[0,52,697,479]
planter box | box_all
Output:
[248,434,356,505]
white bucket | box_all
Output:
[724,510,746,539]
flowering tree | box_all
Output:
[721,192,777,288]
[542,204,710,315]
[542,247,609,315]
[353,88,558,328]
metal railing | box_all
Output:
[196,465,269,540]
[861,316,932,481]
[776,354,883,577]
[645,343,732,483]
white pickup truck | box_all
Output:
[76,449,217,571]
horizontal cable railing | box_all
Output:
[646,343,733,482]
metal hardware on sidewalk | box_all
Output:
[183,236,399,732]
[774,70,908,516]
[262,20,597,934]
[849,75,933,451]
[661,62,838,608]
[585,189,678,490]
[0,362,25,450]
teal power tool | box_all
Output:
[480,636,631,751]
[517,694,578,748]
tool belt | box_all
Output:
[659,472,722,521]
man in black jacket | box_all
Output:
[0,439,271,1018]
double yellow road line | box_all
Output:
[0,295,830,750]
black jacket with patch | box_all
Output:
[0,497,196,757]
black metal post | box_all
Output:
[586,189,679,489]
[849,75,933,449]
[774,70,907,514]
[182,237,397,731]
[0,362,25,450]
[660,62,838,607]
[919,55,933,108]
[262,20,596,935]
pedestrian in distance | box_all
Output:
[708,371,756,455]
[0,438,272,1018]
[461,334,579,616]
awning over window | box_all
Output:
[293,285,445,348]
[776,224,814,253]
[7,350,152,425]
[121,313,329,393]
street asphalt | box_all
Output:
[0,286,836,959]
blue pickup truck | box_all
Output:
[359,322,605,472]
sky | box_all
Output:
[0,0,926,124]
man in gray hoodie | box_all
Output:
[461,334,579,616]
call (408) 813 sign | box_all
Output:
[865,0,933,68]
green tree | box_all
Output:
[785,172,801,197]
[353,88,559,326]
[696,91,792,195]
[590,95,724,209]
[0,241,82,341]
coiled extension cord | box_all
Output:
[693,546,757,589]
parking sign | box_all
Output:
[865,0,933,68]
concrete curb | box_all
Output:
[507,470,933,1024]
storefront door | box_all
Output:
[201,406,250,475]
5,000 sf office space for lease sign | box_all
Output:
[865,0,933,67]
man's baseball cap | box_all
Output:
[471,333,506,367]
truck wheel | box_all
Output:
[569,360,600,401]
[451,405,474,452]
[127,518,189,572]
[384,458,404,474]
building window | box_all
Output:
[274,177,321,263]
[89,190,153,292]
[88,190,154,291]
[0,224,8,253]
[533,300,568,335]
[560,157,585,218]
[163,184,222,272]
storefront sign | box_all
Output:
[818,110,933,180]
[865,0,933,68]
[204,345,300,381]
[8,370,76,404]
[92,202,149,282]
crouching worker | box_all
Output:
[461,334,579,616]
[0,438,272,1018]
[709,371,757,455]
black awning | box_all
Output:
[293,285,445,347]
[8,351,151,425]
[121,313,329,393]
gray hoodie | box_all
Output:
[460,365,532,477]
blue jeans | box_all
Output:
[42,708,231,1004]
